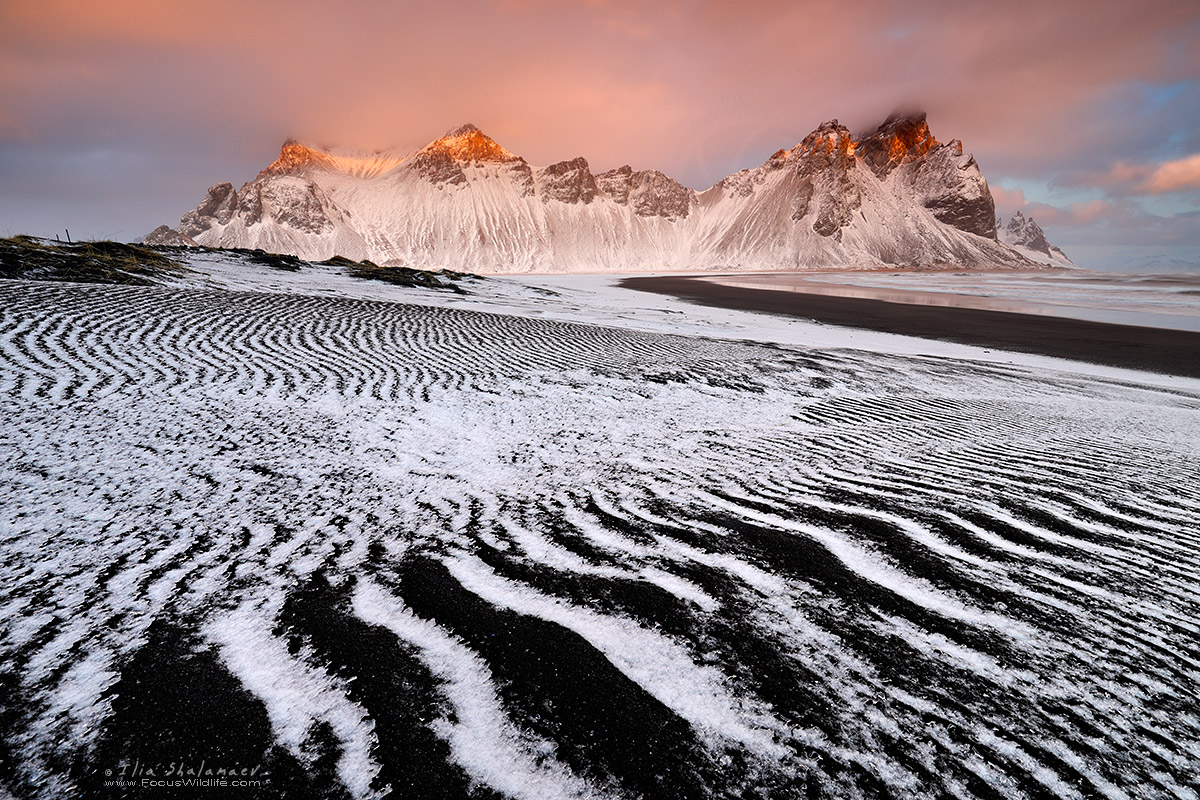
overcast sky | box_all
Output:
[2,0,1198,268]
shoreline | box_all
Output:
[620,274,1200,379]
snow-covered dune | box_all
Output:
[1,261,1196,798]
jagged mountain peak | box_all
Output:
[538,157,599,204]
[1005,210,1045,240]
[142,224,198,247]
[421,124,521,163]
[767,121,856,169]
[448,123,481,135]
[260,140,409,180]
[176,111,1049,272]
[260,140,337,178]
[999,211,1072,265]
[858,110,939,178]
[802,120,855,155]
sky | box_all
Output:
[2,0,1199,269]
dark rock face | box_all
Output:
[538,157,599,204]
[179,183,238,237]
[142,225,199,247]
[507,160,536,197]
[629,171,693,220]
[596,166,693,220]
[265,181,335,234]
[237,185,264,224]
[853,112,997,240]
[922,173,996,236]
[812,194,856,238]
[595,165,635,205]
[913,144,997,239]
[858,112,939,179]
[410,149,468,187]
[786,121,861,239]
[790,178,815,221]
[181,176,336,234]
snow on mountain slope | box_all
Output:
[690,118,1025,270]
[175,115,1047,273]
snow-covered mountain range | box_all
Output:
[161,113,1069,273]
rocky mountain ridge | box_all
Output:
[165,113,1066,273]
[998,210,1073,266]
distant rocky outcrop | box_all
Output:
[999,211,1072,266]
[142,225,199,247]
[179,183,238,238]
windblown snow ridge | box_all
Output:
[1,276,1198,798]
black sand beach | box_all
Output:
[6,274,1200,798]
[622,275,1200,379]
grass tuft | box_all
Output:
[321,255,478,293]
[0,236,188,285]
[220,247,307,272]
[0,236,479,293]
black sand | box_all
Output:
[621,275,1200,378]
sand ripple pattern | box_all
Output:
[1,279,1199,799]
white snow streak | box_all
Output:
[351,580,602,800]
[442,553,791,758]
[205,603,383,800]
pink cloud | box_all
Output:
[1066,199,1121,223]
[1059,154,1200,196]
[1087,162,1154,189]
[1026,199,1138,229]
[4,0,1199,188]
[991,188,1123,228]
[3,0,1199,247]
[1143,154,1200,193]
[988,185,1028,216]
[1007,196,1199,249]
